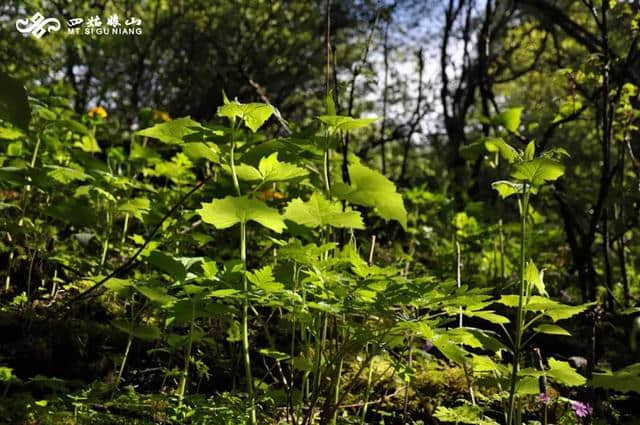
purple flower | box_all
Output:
[570,400,593,418]
[539,393,550,404]
[423,339,433,352]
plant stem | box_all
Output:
[177,299,196,406]
[312,313,329,400]
[100,210,111,272]
[121,213,129,247]
[360,354,375,425]
[241,221,256,424]
[113,335,133,398]
[30,134,41,168]
[229,124,256,424]
[331,356,343,425]
[323,133,332,197]
[4,246,14,292]
[507,184,529,425]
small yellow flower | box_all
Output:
[257,189,287,201]
[88,106,108,119]
[153,110,172,122]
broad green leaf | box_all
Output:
[491,180,522,199]
[74,135,101,153]
[511,158,564,186]
[208,288,240,298]
[325,92,336,116]
[232,163,263,181]
[332,162,407,228]
[292,356,314,371]
[0,127,24,140]
[257,152,308,182]
[0,367,15,382]
[182,142,220,162]
[591,364,640,393]
[524,141,535,160]
[525,261,547,296]
[547,357,586,386]
[534,324,571,336]
[231,153,308,183]
[226,321,241,342]
[317,115,378,131]
[217,101,274,133]
[117,197,150,221]
[284,192,364,229]
[434,405,499,425]
[242,103,275,133]
[135,284,177,306]
[7,141,21,156]
[447,328,483,349]
[459,141,485,160]
[465,310,510,325]
[497,107,523,132]
[112,319,161,341]
[57,119,93,136]
[202,260,219,279]
[484,138,519,163]
[46,166,89,184]
[148,251,187,281]
[0,71,31,130]
[471,354,503,373]
[433,334,468,364]
[247,266,284,293]
[198,195,285,233]
[516,376,540,395]
[259,348,290,361]
[497,295,593,322]
[103,278,134,295]
[136,117,204,144]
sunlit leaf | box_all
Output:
[247,266,284,293]
[534,324,571,336]
[484,138,519,163]
[284,192,364,229]
[491,180,522,199]
[511,158,564,186]
[525,261,547,296]
[198,195,285,233]
[496,107,523,132]
[117,197,150,221]
[317,115,378,131]
[218,100,274,133]
[332,162,407,228]
[547,357,586,386]
[182,142,220,162]
[136,117,204,144]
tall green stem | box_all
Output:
[241,221,256,424]
[229,125,256,425]
[360,353,375,425]
[100,210,111,272]
[323,132,331,197]
[177,300,195,406]
[30,134,41,168]
[507,184,529,425]
[113,335,132,398]
[113,295,136,399]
